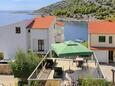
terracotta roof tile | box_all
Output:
[88,21,115,34]
[28,16,56,29]
[56,22,64,26]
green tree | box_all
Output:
[9,49,42,81]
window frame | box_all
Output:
[109,36,112,44]
[16,27,21,34]
[99,36,106,42]
[38,40,44,51]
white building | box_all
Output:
[88,21,115,63]
[0,16,64,59]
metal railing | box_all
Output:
[28,50,51,81]
[93,53,105,79]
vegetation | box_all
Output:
[81,42,88,48]
[0,52,4,60]
[35,0,115,20]
[78,78,113,86]
[9,49,42,82]
[52,2,115,20]
[29,81,41,86]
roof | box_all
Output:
[51,41,93,57]
[27,16,56,29]
[56,22,64,26]
[90,47,115,50]
[88,21,115,34]
[0,19,33,28]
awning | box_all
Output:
[51,41,93,57]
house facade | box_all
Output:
[88,21,115,63]
[0,16,64,59]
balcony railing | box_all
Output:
[93,53,105,79]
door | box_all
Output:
[108,51,113,63]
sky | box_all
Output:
[0,0,62,11]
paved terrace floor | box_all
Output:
[100,64,115,82]
[38,58,99,81]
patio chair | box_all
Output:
[45,59,54,69]
[53,67,63,78]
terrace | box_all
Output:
[39,58,99,79]
[28,41,104,86]
[28,55,103,86]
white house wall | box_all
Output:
[90,34,115,47]
[54,25,64,42]
[30,29,49,52]
[0,21,30,59]
[48,19,56,49]
[113,51,115,62]
[0,18,64,59]
[94,50,108,63]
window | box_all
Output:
[99,36,106,42]
[38,40,44,51]
[109,36,112,44]
[16,27,21,33]
[28,29,30,32]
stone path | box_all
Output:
[100,64,115,82]
[0,75,18,86]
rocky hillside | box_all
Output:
[34,0,115,20]
[34,0,70,14]
[34,0,86,14]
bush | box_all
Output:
[78,78,113,86]
[9,49,42,81]
[0,52,4,60]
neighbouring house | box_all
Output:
[88,21,115,63]
[0,16,64,59]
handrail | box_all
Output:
[28,50,51,80]
[93,53,105,79]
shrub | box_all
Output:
[0,52,4,60]
[9,49,42,81]
[78,78,113,86]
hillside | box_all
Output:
[34,0,115,20]
[34,0,70,14]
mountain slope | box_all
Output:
[34,0,86,14]
[34,0,70,14]
[35,0,115,20]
